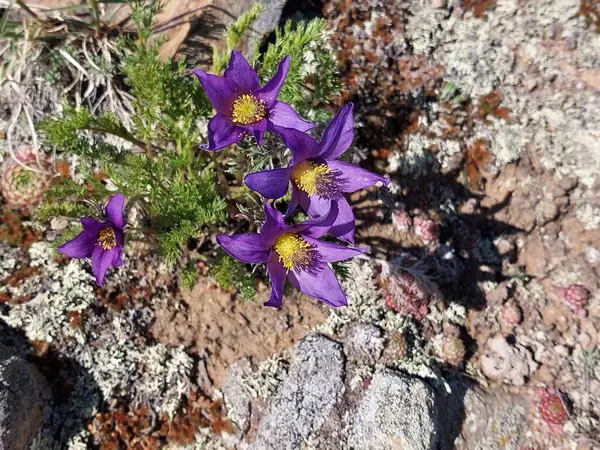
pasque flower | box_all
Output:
[243,103,389,243]
[193,50,313,151]
[216,203,367,308]
[58,193,125,286]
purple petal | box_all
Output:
[223,50,259,92]
[299,194,332,219]
[105,193,125,229]
[81,217,105,237]
[264,252,286,308]
[295,201,339,239]
[247,119,267,146]
[202,114,244,151]
[317,103,355,159]
[261,203,286,246]
[244,168,291,199]
[192,68,238,115]
[326,160,389,193]
[268,101,313,132]
[256,55,290,107]
[304,236,368,263]
[91,246,118,286]
[329,197,355,243]
[216,233,270,264]
[285,187,300,217]
[274,126,318,163]
[112,249,124,267]
[289,264,347,307]
[58,231,95,259]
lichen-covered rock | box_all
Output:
[349,370,440,450]
[222,358,253,435]
[250,334,345,450]
[480,335,538,385]
[0,342,51,450]
[343,323,384,365]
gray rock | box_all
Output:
[222,358,253,435]
[349,370,440,450]
[440,379,529,450]
[250,334,345,450]
[0,343,50,450]
[343,323,384,365]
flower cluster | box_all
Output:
[58,51,389,307]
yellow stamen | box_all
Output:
[273,233,313,271]
[291,160,334,196]
[97,228,117,250]
[231,94,266,125]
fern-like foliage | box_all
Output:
[212,256,256,301]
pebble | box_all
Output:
[431,0,446,7]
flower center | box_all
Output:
[291,160,334,196]
[273,233,313,271]
[97,227,117,250]
[231,94,266,125]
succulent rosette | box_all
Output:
[58,193,126,286]
[216,202,367,308]
[193,50,313,151]
[243,103,389,243]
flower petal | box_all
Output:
[256,55,290,107]
[58,230,95,259]
[299,194,332,219]
[105,193,125,229]
[295,201,339,239]
[223,50,259,92]
[264,252,286,308]
[91,246,117,286]
[289,264,347,307]
[327,160,389,193]
[202,114,244,151]
[81,217,105,237]
[261,203,286,246]
[304,236,368,263]
[192,69,238,115]
[285,187,300,217]
[329,197,356,243]
[317,103,355,159]
[268,101,313,132]
[247,119,267,146]
[112,249,124,267]
[244,168,291,199]
[216,233,270,264]
[273,126,318,163]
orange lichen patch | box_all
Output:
[463,139,492,190]
[475,91,510,123]
[463,0,497,17]
[578,0,600,32]
[89,393,235,449]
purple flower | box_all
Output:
[58,193,125,286]
[193,51,313,151]
[244,103,389,243]
[216,203,367,308]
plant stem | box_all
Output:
[15,0,40,20]
[88,0,101,36]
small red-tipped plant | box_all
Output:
[414,215,438,243]
[501,302,522,329]
[537,387,568,434]
[392,209,412,232]
[557,284,589,317]
[383,271,429,319]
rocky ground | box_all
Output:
[0,0,599,449]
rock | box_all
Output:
[431,0,447,8]
[442,380,529,450]
[222,358,253,435]
[0,343,50,450]
[343,324,384,365]
[349,370,439,450]
[49,217,69,231]
[250,334,345,450]
[480,335,538,386]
